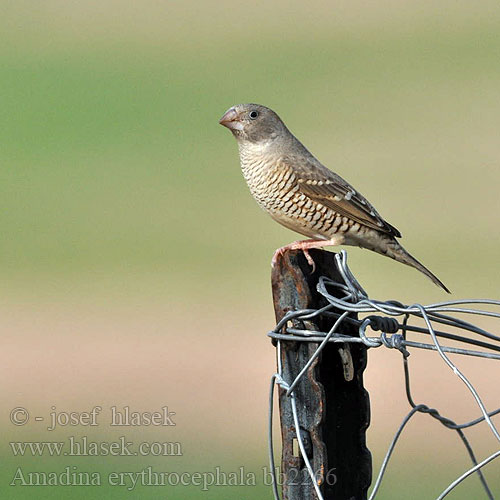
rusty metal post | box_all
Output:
[271,249,372,500]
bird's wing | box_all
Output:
[281,154,401,238]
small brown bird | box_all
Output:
[219,103,449,293]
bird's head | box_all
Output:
[219,104,287,144]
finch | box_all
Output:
[219,103,449,293]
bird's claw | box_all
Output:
[302,249,316,273]
[271,245,317,274]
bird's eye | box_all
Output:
[249,110,259,120]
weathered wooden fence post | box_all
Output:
[271,249,372,500]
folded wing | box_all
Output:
[281,154,401,238]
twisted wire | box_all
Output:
[268,250,500,500]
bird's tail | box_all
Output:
[378,239,450,293]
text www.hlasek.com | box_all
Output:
[10,436,182,457]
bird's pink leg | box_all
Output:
[272,238,343,272]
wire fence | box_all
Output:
[268,250,500,500]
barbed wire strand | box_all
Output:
[286,311,349,396]
[368,404,425,500]
[437,450,500,500]
[400,319,495,499]
[268,250,500,500]
[414,303,500,443]
[269,341,325,500]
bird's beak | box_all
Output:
[219,107,243,131]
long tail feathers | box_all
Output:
[385,241,450,293]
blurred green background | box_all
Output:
[1,1,500,498]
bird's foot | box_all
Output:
[272,239,336,273]
[301,249,316,272]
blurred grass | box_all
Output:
[1,12,500,302]
[1,1,500,498]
